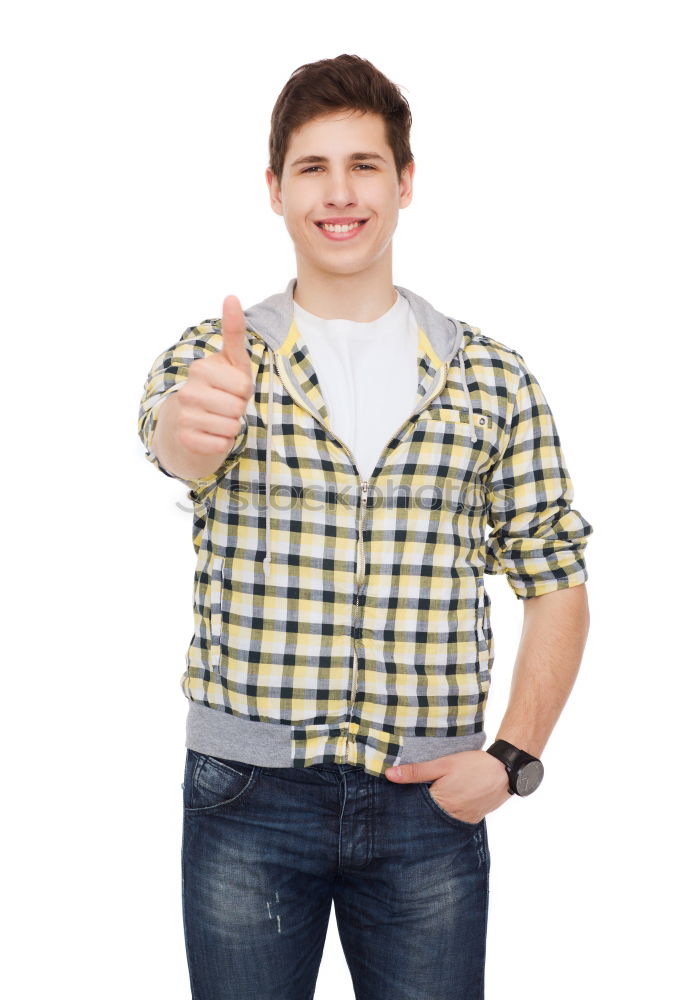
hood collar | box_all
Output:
[243,277,470,364]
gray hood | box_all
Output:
[243,277,469,363]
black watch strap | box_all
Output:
[486,739,542,795]
[487,739,525,771]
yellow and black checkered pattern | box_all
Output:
[138,311,592,775]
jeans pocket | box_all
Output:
[183,749,261,814]
[418,780,484,831]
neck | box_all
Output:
[293,256,396,321]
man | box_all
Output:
[138,54,592,1000]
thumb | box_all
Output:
[221,295,251,372]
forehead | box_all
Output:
[286,111,389,157]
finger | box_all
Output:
[188,360,254,402]
[222,295,251,373]
[185,382,249,417]
[385,762,437,782]
[181,408,244,440]
[177,426,241,456]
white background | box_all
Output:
[3,1,688,997]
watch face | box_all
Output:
[516,759,545,796]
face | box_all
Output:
[266,110,414,279]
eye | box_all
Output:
[300,163,376,174]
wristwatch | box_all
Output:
[485,739,544,796]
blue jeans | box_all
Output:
[181,749,490,1000]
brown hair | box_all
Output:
[268,54,413,187]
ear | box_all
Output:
[266,167,284,217]
[399,160,415,209]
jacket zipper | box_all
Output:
[355,479,369,588]
[347,478,370,759]
[268,345,452,761]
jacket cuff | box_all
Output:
[486,550,589,600]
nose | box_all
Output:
[323,169,358,208]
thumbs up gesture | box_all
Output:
[174,295,255,457]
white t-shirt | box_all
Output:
[292,290,419,481]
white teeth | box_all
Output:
[320,221,363,233]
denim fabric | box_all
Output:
[181,749,490,1000]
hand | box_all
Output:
[174,295,255,457]
[385,750,513,824]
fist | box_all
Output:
[175,295,254,456]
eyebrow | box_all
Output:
[289,152,388,169]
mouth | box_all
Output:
[314,219,369,241]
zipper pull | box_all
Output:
[361,480,369,505]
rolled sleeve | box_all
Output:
[484,353,593,599]
[137,324,249,504]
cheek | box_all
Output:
[284,216,309,241]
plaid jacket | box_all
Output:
[138,278,592,777]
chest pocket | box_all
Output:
[412,403,499,488]
[423,405,493,430]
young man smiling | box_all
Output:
[270,109,411,322]
[138,54,592,1000]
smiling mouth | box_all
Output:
[316,219,368,231]
[314,219,369,240]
